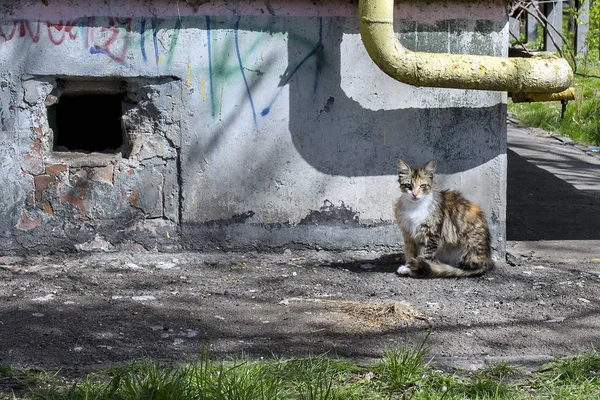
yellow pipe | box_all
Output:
[510,87,576,103]
[358,0,573,93]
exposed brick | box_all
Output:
[91,165,114,184]
[33,174,54,203]
[57,168,90,218]
[46,164,68,178]
[22,153,44,175]
[43,201,54,214]
[16,211,41,231]
[127,188,140,208]
[30,138,42,152]
[59,190,88,217]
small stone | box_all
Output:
[32,294,54,302]
[74,235,114,252]
[132,295,156,301]
[31,313,44,318]
[156,262,177,269]
[125,263,143,270]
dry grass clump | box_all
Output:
[327,300,417,331]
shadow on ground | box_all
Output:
[1,249,599,377]
[507,148,600,241]
[324,253,401,273]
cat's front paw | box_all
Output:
[406,257,420,270]
[396,265,411,275]
[405,257,430,278]
[397,258,420,276]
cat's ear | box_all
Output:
[397,159,412,176]
[421,160,436,176]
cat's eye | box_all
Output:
[420,184,428,189]
[401,184,413,190]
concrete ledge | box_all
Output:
[181,223,401,252]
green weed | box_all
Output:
[509,61,600,145]
[3,345,600,399]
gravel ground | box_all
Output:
[1,248,599,376]
[1,123,599,376]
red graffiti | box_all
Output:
[0,18,134,64]
[0,20,41,42]
[46,21,77,45]
[86,17,132,63]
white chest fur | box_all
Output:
[396,194,434,237]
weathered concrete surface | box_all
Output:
[178,14,508,254]
[506,121,600,259]
[0,0,507,255]
[0,122,598,375]
[0,248,598,376]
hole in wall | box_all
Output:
[47,79,128,156]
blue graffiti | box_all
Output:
[140,19,147,62]
[261,88,280,117]
[313,18,323,94]
[151,19,159,65]
[235,18,257,127]
[206,16,216,117]
[89,47,132,68]
[261,17,323,116]
[140,19,160,66]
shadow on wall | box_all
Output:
[282,17,506,176]
[208,16,506,177]
[2,15,507,179]
[507,148,600,240]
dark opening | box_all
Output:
[51,94,124,154]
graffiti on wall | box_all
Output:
[0,16,326,123]
[0,18,135,64]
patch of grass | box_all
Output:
[509,60,600,145]
[377,329,432,394]
[528,353,600,399]
[3,344,600,399]
[447,369,516,400]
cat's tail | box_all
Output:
[398,257,494,278]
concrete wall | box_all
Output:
[0,0,507,256]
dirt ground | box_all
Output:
[1,124,599,376]
[1,248,599,376]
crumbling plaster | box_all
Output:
[0,0,508,257]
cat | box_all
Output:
[393,159,494,278]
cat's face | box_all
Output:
[397,159,435,202]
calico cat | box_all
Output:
[394,159,494,278]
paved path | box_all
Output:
[507,122,600,262]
